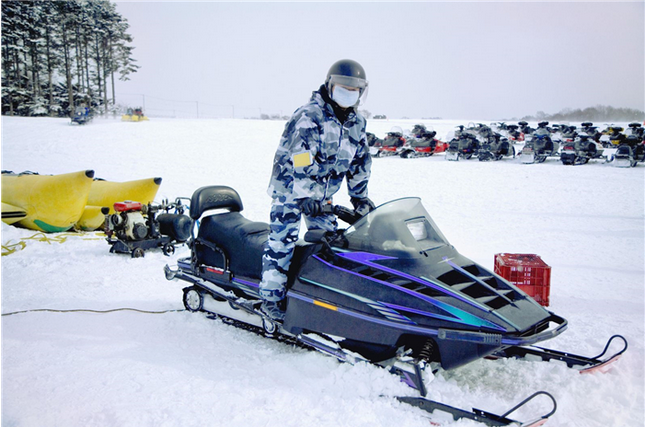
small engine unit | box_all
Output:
[104,198,191,258]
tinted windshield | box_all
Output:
[341,198,449,258]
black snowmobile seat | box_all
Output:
[190,185,268,278]
[196,212,269,279]
[190,185,244,220]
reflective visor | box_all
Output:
[328,74,368,90]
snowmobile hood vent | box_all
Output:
[437,257,518,311]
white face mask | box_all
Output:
[332,86,360,108]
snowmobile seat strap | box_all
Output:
[190,185,244,220]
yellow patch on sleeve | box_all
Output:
[292,152,312,168]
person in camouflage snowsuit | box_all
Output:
[259,59,374,321]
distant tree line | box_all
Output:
[518,105,644,123]
[1,0,138,117]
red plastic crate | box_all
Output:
[494,253,551,306]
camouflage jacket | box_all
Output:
[267,88,371,205]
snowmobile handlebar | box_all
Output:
[320,203,362,225]
[303,203,361,246]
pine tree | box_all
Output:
[1,0,139,117]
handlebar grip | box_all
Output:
[321,203,334,215]
[334,205,360,225]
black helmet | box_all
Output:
[325,59,369,107]
[327,59,367,82]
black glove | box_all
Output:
[350,197,375,217]
[300,198,324,216]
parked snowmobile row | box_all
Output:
[516,120,644,167]
[370,121,644,167]
[163,184,628,426]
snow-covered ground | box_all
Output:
[2,115,643,427]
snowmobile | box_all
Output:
[580,122,602,143]
[163,185,627,426]
[71,106,92,125]
[504,124,524,143]
[605,125,626,147]
[477,137,514,161]
[104,197,191,257]
[400,137,436,158]
[559,125,578,145]
[518,121,534,140]
[520,122,558,164]
[612,123,645,168]
[560,133,605,165]
[625,122,645,143]
[613,142,645,168]
[445,125,480,161]
[375,127,406,157]
[400,124,440,158]
[476,125,515,161]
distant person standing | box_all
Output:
[259,59,375,321]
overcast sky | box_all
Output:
[113,1,644,121]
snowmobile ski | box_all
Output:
[491,334,628,374]
[396,390,557,427]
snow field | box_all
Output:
[1,116,643,427]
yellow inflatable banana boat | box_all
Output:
[75,177,162,230]
[1,202,27,225]
[2,170,95,232]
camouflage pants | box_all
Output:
[259,200,337,302]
